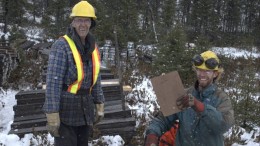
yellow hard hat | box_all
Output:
[70,1,97,19]
[192,50,220,70]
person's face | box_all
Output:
[72,17,92,40]
[195,68,218,88]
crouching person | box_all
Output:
[145,51,234,146]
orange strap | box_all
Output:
[90,45,101,92]
[159,121,179,146]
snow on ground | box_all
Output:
[0,89,124,146]
[1,88,259,145]
[0,89,18,134]
[0,48,260,146]
[212,47,260,59]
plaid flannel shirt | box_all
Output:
[43,37,105,126]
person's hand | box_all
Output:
[176,94,204,112]
[145,134,158,146]
[46,112,60,137]
[94,103,104,125]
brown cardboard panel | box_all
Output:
[151,71,185,116]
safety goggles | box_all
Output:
[192,55,219,70]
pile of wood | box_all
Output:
[9,68,136,145]
[0,42,17,86]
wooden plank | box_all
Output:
[98,117,135,125]
[15,85,122,99]
[41,71,113,77]
[11,118,46,129]
[100,67,112,73]
[105,94,122,100]
[14,99,124,113]
[16,97,45,105]
[102,85,121,90]
[41,72,114,81]
[14,83,122,96]
[14,114,46,122]
[104,90,121,94]
[101,79,119,86]
[104,99,122,106]
[13,109,133,122]
[15,92,122,105]
[104,109,132,119]
[9,125,135,141]
[13,104,131,119]
[11,116,135,131]
[15,93,122,104]
[100,72,114,79]
[97,117,135,129]
[13,102,131,121]
[103,91,121,95]
[9,126,47,136]
[16,89,45,96]
[14,106,43,117]
[15,90,45,100]
[14,100,125,121]
[12,116,135,130]
[13,103,43,112]
[10,117,135,135]
[105,104,122,112]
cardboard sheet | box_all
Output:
[151,71,185,116]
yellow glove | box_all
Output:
[46,112,60,137]
[94,103,104,125]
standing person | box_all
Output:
[43,1,105,146]
[145,50,235,146]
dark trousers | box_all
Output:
[55,122,89,146]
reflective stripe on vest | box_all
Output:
[63,35,100,94]
[91,46,101,92]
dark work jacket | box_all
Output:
[146,83,235,146]
[43,28,105,126]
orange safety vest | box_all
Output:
[159,121,179,146]
[63,35,101,94]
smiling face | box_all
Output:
[72,17,92,42]
[195,68,218,88]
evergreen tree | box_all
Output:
[242,0,259,33]
[92,0,141,46]
[189,0,218,42]
[6,0,27,25]
[135,0,161,44]
[178,0,193,25]
[158,0,176,37]
[152,24,195,85]
[42,0,70,38]
[229,57,260,129]
[222,0,241,33]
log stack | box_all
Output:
[9,68,136,145]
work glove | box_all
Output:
[145,134,159,146]
[176,94,205,112]
[46,112,60,137]
[94,103,104,125]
